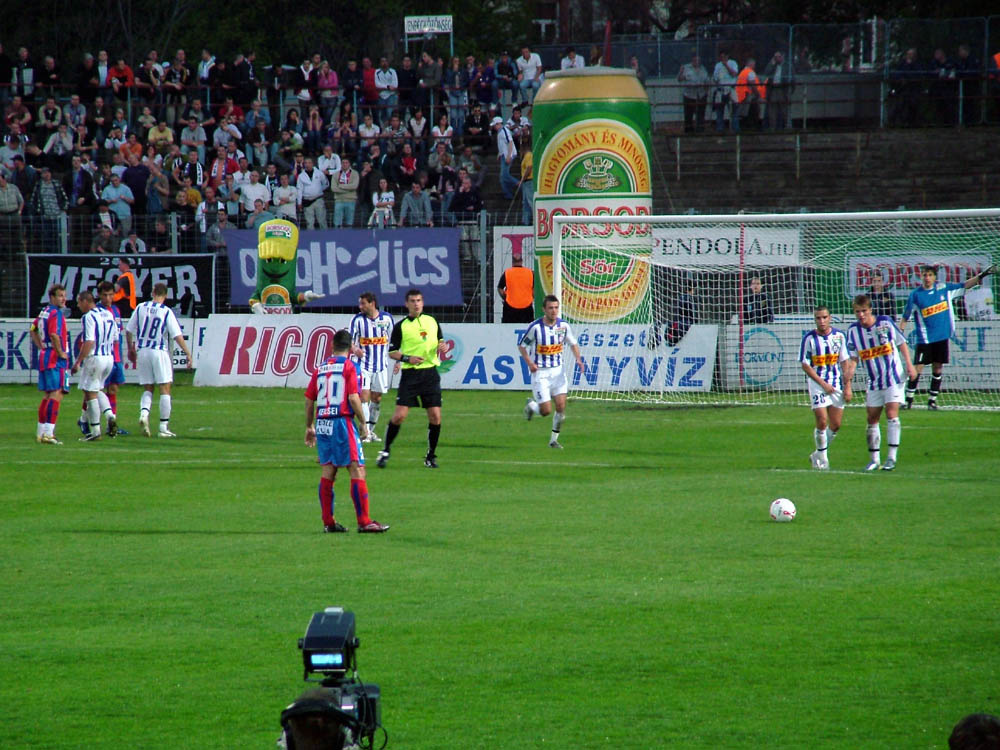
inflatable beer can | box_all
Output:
[532,67,653,322]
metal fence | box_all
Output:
[534,15,1000,128]
[0,209,535,324]
[536,15,1000,77]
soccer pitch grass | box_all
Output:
[2,379,998,749]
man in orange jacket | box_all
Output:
[113,257,138,319]
[497,252,535,323]
[734,58,766,132]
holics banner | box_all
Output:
[722,319,1000,390]
[193,314,718,392]
[223,228,463,308]
[0,317,205,384]
[27,254,215,317]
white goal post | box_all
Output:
[551,209,1000,408]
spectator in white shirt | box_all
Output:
[296,157,329,229]
[560,47,585,70]
[516,46,544,107]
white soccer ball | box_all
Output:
[770,498,797,522]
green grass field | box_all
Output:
[2,377,998,749]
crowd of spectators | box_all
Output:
[0,42,555,254]
[888,45,991,128]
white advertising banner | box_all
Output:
[723,319,1000,390]
[652,226,802,267]
[0,317,205,384]
[193,315,719,392]
[404,15,452,33]
[846,253,993,299]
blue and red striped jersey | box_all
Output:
[33,304,68,371]
[306,355,361,419]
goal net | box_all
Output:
[550,209,1000,409]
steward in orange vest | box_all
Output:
[735,58,767,130]
[735,59,767,104]
[113,257,138,318]
[497,254,535,323]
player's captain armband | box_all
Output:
[858,343,893,361]
[920,301,948,317]
[536,344,563,355]
[811,353,840,366]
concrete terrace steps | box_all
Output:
[480,126,1000,218]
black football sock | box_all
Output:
[929,375,942,401]
[427,423,440,458]
[384,421,401,450]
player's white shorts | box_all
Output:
[137,348,174,385]
[79,355,113,392]
[808,381,846,410]
[531,366,568,404]
[360,368,389,394]
[866,382,905,408]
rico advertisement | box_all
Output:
[224,228,463,307]
[194,314,718,392]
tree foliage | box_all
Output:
[6,0,534,70]
[5,0,995,69]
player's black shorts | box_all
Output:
[914,340,949,365]
[395,367,442,408]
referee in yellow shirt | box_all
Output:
[376,288,449,469]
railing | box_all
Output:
[0,210,537,324]
[534,15,1000,79]
[643,74,996,129]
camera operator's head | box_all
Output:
[281,689,357,750]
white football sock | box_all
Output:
[159,394,172,431]
[140,390,153,419]
[87,398,102,437]
[866,424,881,462]
[362,401,370,424]
[369,401,381,428]
[551,411,565,443]
[886,418,900,461]
[97,391,113,421]
[528,400,540,415]
[827,429,838,444]
[814,428,828,452]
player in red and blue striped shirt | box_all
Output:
[29,284,70,444]
[305,329,389,534]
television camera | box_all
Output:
[279,608,384,750]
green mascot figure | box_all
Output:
[249,218,325,314]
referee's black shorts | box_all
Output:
[914,340,949,365]
[395,367,442,408]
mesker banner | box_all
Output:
[27,254,215,316]
[223,228,463,307]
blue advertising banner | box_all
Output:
[223,228,464,307]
